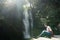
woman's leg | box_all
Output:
[40,30,46,36]
[46,32,51,38]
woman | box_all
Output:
[40,24,54,38]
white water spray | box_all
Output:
[23,0,33,39]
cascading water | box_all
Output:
[23,0,33,39]
[23,4,30,39]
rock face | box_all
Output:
[32,35,60,40]
[0,0,24,40]
[0,19,24,40]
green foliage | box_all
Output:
[29,0,60,37]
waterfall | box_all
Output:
[23,4,30,39]
[23,0,33,39]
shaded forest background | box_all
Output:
[29,0,60,38]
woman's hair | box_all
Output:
[44,23,49,26]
